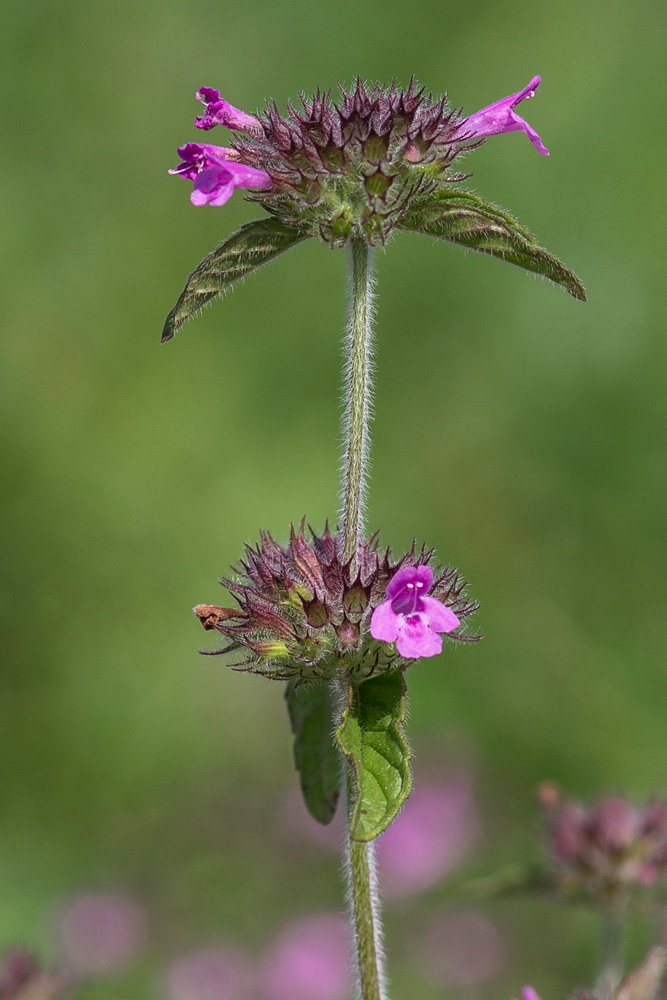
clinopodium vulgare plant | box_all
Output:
[163,75,585,1000]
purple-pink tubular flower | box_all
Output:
[460,76,549,156]
[169,143,271,207]
[195,87,262,134]
[370,565,460,659]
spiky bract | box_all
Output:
[194,522,478,680]
[232,79,475,246]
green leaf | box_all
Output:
[398,189,586,302]
[161,218,307,342]
[285,680,341,826]
[335,670,412,842]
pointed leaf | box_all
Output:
[162,218,306,342]
[398,189,586,302]
[286,679,341,825]
[335,670,412,842]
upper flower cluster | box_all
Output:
[171,76,548,246]
[194,523,478,680]
[539,783,667,907]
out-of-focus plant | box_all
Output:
[511,945,667,1000]
[469,784,667,996]
[0,951,69,1000]
[163,75,584,1000]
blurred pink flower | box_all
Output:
[260,914,350,1000]
[376,774,479,897]
[57,893,147,976]
[167,949,255,1000]
[512,988,542,1000]
[0,951,37,998]
[0,951,69,1000]
[419,909,507,988]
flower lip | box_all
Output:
[168,142,237,179]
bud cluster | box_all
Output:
[194,522,478,680]
[232,79,474,246]
[539,783,667,908]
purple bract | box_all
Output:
[370,565,460,659]
[169,143,271,207]
[460,76,549,156]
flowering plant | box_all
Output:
[162,76,584,343]
[163,75,585,1000]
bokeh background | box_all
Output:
[1,0,666,997]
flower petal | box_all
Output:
[223,161,272,190]
[396,614,443,659]
[421,595,460,634]
[169,143,236,180]
[190,166,234,206]
[386,564,433,601]
[511,75,542,107]
[508,112,549,156]
[370,600,400,643]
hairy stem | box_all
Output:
[339,241,385,998]
[341,238,375,564]
[344,771,388,1000]
[596,911,625,1000]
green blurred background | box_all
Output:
[1,0,666,996]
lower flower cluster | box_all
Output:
[194,522,478,680]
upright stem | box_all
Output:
[341,238,375,565]
[339,238,385,999]
[344,773,387,1000]
[596,911,625,1000]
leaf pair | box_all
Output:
[162,191,584,340]
[285,670,412,842]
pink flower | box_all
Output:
[460,76,549,156]
[512,988,543,1000]
[376,775,479,897]
[195,88,262,135]
[260,914,350,1000]
[169,143,271,207]
[370,565,460,659]
[56,893,147,976]
[166,948,255,1000]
